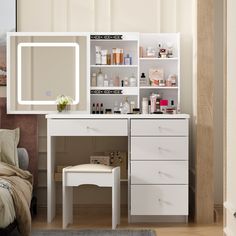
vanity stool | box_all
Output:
[62,164,120,229]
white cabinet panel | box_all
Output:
[131,185,188,215]
[131,161,188,184]
[48,119,128,136]
[131,119,188,136]
[131,137,188,160]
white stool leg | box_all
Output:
[112,167,120,229]
[63,171,73,228]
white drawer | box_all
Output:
[131,119,188,136]
[48,119,128,136]
[131,161,188,184]
[131,185,188,215]
[131,137,188,160]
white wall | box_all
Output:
[7,0,196,205]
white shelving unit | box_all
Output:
[90,33,140,113]
[139,33,180,110]
[89,33,180,114]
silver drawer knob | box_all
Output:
[158,171,162,175]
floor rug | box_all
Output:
[31,229,156,236]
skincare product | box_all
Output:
[95,46,102,65]
[159,79,166,87]
[124,77,129,86]
[149,68,164,86]
[146,47,155,57]
[114,75,120,87]
[119,102,123,114]
[150,93,157,113]
[160,100,168,113]
[120,49,124,64]
[129,75,136,87]
[160,48,167,58]
[148,100,151,114]
[123,97,130,114]
[101,50,107,65]
[97,69,104,87]
[167,42,174,58]
[156,93,161,111]
[107,53,111,65]
[142,97,148,114]
[104,74,109,87]
[91,73,97,87]
[140,72,147,86]
[139,46,144,58]
[130,101,135,113]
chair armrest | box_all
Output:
[17,148,29,170]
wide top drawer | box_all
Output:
[48,119,128,136]
[131,119,188,136]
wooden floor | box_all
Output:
[32,207,223,236]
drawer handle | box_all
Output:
[86,126,96,131]
[234,212,236,218]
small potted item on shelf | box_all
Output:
[56,95,73,112]
[149,68,164,86]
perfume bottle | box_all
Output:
[124,54,132,65]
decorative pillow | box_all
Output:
[0,128,20,167]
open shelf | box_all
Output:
[90,65,138,68]
[140,57,178,61]
[140,86,179,90]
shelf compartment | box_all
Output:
[140,57,178,61]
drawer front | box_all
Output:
[131,119,188,136]
[48,119,128,136]
[131,137,188,160]
[131,161,188,184]
[131,185,188,215]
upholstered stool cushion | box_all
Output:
[65,164,113,173]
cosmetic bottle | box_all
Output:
[96,103,100,114]
[119,102,123,114]
[100,103,104,114]
[123,97,130,114]
[91,73,97,87]
[148,100,151,114]
[95,46,102,65]
[140,73,147,86]
[101,50,107,65]
[124,54,132,65]
[150,93,157,113]
[129,75,136,87]
[160,100,168,113]
[103,74,109,87]
[92,103,96,114]
[142,97,148,114]
[130,101,135,113]
[97,69,104,87]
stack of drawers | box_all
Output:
[130,119,189,217]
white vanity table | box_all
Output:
[46,113,189,223]
[7,31,189,223]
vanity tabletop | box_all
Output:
[46,113,190,119]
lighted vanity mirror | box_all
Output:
[7,33,89,114]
